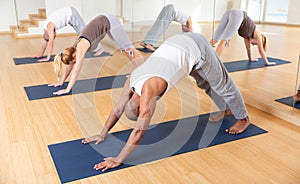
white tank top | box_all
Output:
[44,7,72,30]
[130,34,201,96]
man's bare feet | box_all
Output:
[140,42,156,52]
[226,116,250,134]
[93,48,104,56]
[209,109,232,122]
[293,90,300,102]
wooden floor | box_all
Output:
[0,23,300,184]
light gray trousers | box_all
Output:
[143,4,177,46]
[186,32,248,120]
[212,9,244,42]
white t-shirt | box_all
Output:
[44,7,72,30]
[130,34,201,96]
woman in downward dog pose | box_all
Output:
[210,9,275,65]
[50,13,143,95]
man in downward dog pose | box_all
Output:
[140,3,193,52]
[82,32,250,171]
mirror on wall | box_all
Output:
[212,0,300,125]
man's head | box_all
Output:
[43,29,57,41]
[124,92,140,121]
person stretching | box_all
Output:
[50,13,143,95]
[82,32,251,172]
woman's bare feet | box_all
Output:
[293,90,300,102]
[209,109,232,122]
[140,42,156,52]
[226,116,250,134]
[123,48,144,65]
[265,61,276,66]
[93,48,104,56]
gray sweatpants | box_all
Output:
[143,4,183,46]
[69,7,86,34]
[186,32,248,119]
[212,9,244,42]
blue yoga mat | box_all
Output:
[24,57,290,100]
[24,74,128,100]
[223,57,290,72]
[275,96,300,110]
[13,51,112,65]
[48,113,267,183]
[136,47,158,53]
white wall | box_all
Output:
[16,0,45,20]
[0,1,17,32]
[81,0,117,23]
[287,0,300,25]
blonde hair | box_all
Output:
[261,33,268,52]
[53,46,76,81]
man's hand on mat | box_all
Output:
[94,157,121,172]
[81,135,105,145]
[53,89,70,95]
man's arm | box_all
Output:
[82,78,133,144]
[94,77,167,171]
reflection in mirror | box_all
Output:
[211,0,300,125]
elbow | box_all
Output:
[131,129,146,145]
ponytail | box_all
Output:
[261,33,268,52]
[53,46,76,82]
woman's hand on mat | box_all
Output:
[249,58,259,62]
[53,88,70,95]
[37,57,50,62]
[94,157,121,172]
[81,135,105,145]
[32,55,43,59]
[48,82,63,87]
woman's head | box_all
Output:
[53,47,76,81]
[250,33,268,52]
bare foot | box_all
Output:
[140,42,156,52]
[293,91,300,102]
[226,116,250,134]
[209,109,232,122]
[93,48,104,56]
[123,48,144,65]
[209,39,217,47]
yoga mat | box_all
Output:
[48,113,267,183]
[13,51,111,65]
[136,47,158,53]
[223,57,290,72]
[24,57,290,100]
[275,96,300,110]
[24,74,128,100]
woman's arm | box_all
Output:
[244,38,255,61]
[53,39,90,95]
[38,23,56,62]
[254,29,275,65]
